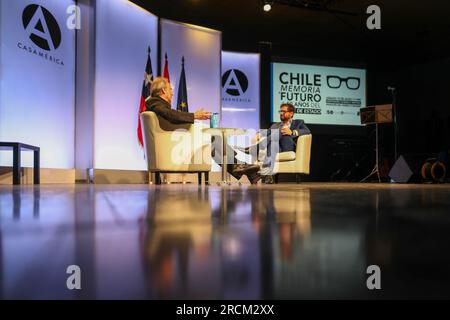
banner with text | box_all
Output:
[271,62,366,126]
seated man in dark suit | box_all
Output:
[246,103,311,183]
[145,77,260,183]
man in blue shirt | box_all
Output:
[246,103,311,183]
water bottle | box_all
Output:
[210,113,220,128]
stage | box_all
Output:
[1,182,449,299]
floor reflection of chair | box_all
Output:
[143,190,216,298]
[272,191,311,261]
[272,191,311,236]
[148,188,212,225]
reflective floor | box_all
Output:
[1,183,450,299]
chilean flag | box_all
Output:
[137,46,154,148]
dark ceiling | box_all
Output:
[130,0,450,68]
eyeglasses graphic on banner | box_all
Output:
[327,76,361,90]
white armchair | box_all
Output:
[256,134,312,183]
[273,134,312,183]
[140,111,212,185]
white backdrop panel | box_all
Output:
[0,0,76,169]
[93,0,158,170]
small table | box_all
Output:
[203,128,247,184]
[0,142,40,185]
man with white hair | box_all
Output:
[243,103,311,184]
[145,77,261,184]
[145,77,210,130]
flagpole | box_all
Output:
[181,56,186,184]
[162,52,171,184]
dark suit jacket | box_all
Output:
[270,119,311,139]
[145,96,194,131]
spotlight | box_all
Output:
[263,1,272,12]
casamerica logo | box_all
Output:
[18,4,64,66]
[222,69,249,96]
[22,4,61,51]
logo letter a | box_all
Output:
[224,70,245,96]
[25,6,56,50]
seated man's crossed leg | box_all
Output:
[211,134,261,184]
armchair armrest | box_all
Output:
[294,134,312,173]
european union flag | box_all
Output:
[177,56,189,112]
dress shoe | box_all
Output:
[247,172,262,185]
[231,164,260,178]
[262,175,275,184]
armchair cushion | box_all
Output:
[273,134,312,175]
[276,151,296,162]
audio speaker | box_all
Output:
[389,154,425,183]
[421,158,447,183]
